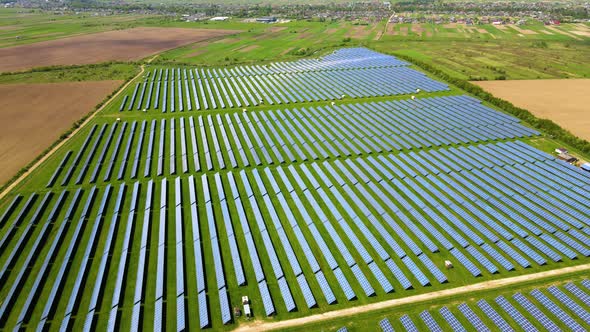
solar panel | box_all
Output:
[419,310,442,332]
[297,274,317,308]
[530,289,583,331]
[368,261,394,293]
[417,254,447,284]
[399,314,418,332]
[351,264,376,297]
[333,267,356,301]
[495,295,538,331]
[379,318,395,332]
[465,245,498,274]
[219,288,231,324]
[401,256,429,286]
[257,280,275,316]
[314,270,336,304]
[457,303,489,332]
[439,307,466,332]
[198,291,209,328]
[450,248,481,277]
[513,292,559,331]
[546,285,590,324]
[564,283,590,306]
[477,299,513,332]
[278,277,296,312]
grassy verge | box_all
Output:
[0,62,139,84]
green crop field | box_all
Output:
[0,13,589,332]
[146,19,590,81]
[0,8,151,48]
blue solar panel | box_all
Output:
[495,295,537,331]
[439,307,466,332]
[258,280,276,316]
[399,314,418,332]
[457,303,489,332]
[219,288,231,325]
[419,311,442,332]
[465,245,498,274]
[510,238,546,266]
[278,277,296,312]
[530,289,583,331]
[379,318,395,332]
[198,291,209,329]
[297,274,317,308]
[402,256,429,286]
[417,254,447,284]
[547,285,590,324]
[368,261,394,293]
[477,299,513,332]
[333,267,356,300]
[481,243,514,271]
[315,270,336,304]
[450,248,481,277]
[564,283,590,306]
[513,292,560,331]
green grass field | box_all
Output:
[0,8,152,48]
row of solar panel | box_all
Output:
[59,98,538,187]
[2,142,589,329]
[143,49,409,84]
[375,281,589,332]
[124,65,450,111]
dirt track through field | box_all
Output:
[473,79,590,141]
[0,27,240,72]
[0,81,121,185]
[235,263,590,331]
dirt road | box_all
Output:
[235,263,590,331]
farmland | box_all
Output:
[151,19,590,81]
[0,27,241,72]
[0,80,122,185]
[0,8,151,48]
[473,79,590,141]
[0,47,589,332]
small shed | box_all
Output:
[581,163,590,173]
[558,153,578,163]
[242,296,251,317]
[444,260,453,269]
[555,147,568,154]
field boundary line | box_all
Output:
[0,64,145,201]
[235,263,590,331]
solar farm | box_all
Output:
[331,279,590,332]
[0,48,589,331]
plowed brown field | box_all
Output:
[0,81,121,184]
[473,79,590,141]
[0,27,240,72]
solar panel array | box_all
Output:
[369,281,589,331]
[53,94,540,185]
[123,49,448,112]
[1,47,589,331]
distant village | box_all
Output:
[5,0,590,25]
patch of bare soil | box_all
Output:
[0,27,240,72]
[0,81,122,184]
[473,79,590,141]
